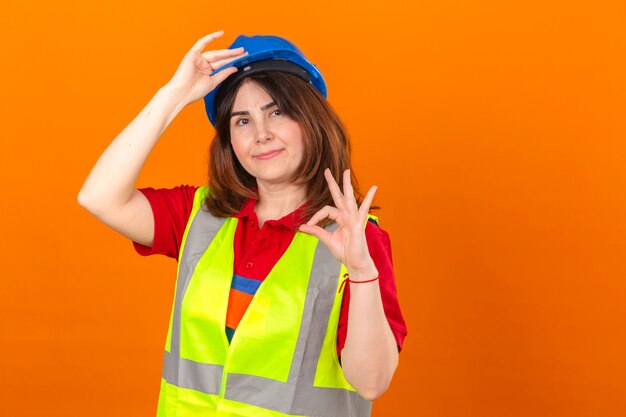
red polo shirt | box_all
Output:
[133,185,407,357]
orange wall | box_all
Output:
[1,1,625,416]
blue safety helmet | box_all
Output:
[203,34,327,127]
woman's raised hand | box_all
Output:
[166,30,248,106]
[299,169,379,280]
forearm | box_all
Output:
[340,265,399,401]
[78,84,187,212]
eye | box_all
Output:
[234,118,250,126]
[271,108,282,117]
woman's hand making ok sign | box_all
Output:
[299,168,379,281]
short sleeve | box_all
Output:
[336,220,408,357]
[132,184,199,260]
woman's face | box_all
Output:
[229,79,305,188]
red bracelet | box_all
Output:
[338,273,379,293]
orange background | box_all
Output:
[1,1,625,416]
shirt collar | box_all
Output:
[234,197,308,230]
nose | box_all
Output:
[254,119,273,144]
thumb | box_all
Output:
[210,66,238,87]
[299,224,332,244]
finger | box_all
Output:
[306,205,340,226]
[342,169,358,212]
[298,224,333,245]
[324,168,345,210]
[209,51,249,70]
[210,65,239,85]
[201,47,246,62]
[358,185,378,220]
[189,30,225,54]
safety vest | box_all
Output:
[156,186,372,417]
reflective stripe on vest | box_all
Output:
[158,186,372,417]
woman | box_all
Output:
[78,30,407,417]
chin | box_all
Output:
[255,172,298,186]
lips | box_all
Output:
[254,149,283,160]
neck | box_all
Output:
[254,181,306,228]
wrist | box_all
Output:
[159,83,191,110]
[347,262,378,283]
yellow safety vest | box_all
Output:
[156,186,372,417]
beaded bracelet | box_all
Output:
[338,273,379,293]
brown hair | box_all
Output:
[205,71,367,228]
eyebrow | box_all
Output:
[230,101,277,118]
